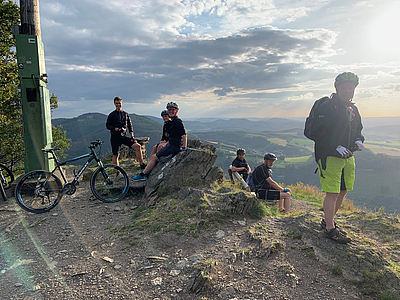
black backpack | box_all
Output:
[304,96,332,141]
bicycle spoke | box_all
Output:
[90,165,129,202]
[15,171,62,213]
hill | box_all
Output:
[51,114,400,212]
[184,117,305,132]
[52,113,163,159]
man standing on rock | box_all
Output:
[106,96,146,169]
[252,153,291,214]
[306,72,364,244]
[132,102,187,181]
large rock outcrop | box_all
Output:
[142,139,223,205]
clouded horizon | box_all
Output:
[26,0,400,119]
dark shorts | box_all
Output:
[257,189,280,200]
[111,135,135,155]
[156,143,180,159]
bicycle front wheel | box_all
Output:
[90,164,129,202]
[0,163,14,189]
[15,170,63,213]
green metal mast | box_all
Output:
[14,0,53,172]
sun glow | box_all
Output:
[369,2,400,51]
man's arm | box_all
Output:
[181,134,187,149]
[231,166,247,172]
[126,113,134,137]
[266,177,284,191]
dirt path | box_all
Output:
[0,181,379,299]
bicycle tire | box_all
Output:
[90,164,129,203]
[0,181,6,201]
[0,163,14,189]
[15,170,63,213]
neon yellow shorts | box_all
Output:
[317,156,355,193]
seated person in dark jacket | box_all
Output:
[149,110,171,157]
[252,153,291,214]
[228,148,251,188]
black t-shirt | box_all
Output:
[165,117,186,148]
[161,121,169,141]
[232,157,249,171]
[252,163,272,192]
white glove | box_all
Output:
[336,145,350,156]
[355,140,364,150]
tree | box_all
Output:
[0,0,70,172]
[0,0,22,172]
[50,93,71,158]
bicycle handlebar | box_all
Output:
[89,139,104,148]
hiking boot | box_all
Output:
[324,228,351,244]
[131,173,147,181]
[140,163,147,170]
[320,219,347,235]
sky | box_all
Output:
[26,0,400,119]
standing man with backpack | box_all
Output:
[304,72,364,244]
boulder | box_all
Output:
[143,139,223,205]
[101,137,149,162]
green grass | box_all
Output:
[284,155,313,164]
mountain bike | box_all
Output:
[15,140,129,213]
[0,163,14,201]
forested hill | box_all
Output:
[52,113,162,159]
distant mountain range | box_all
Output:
[53,113,400,160]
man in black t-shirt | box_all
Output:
[252,153,291,214]
[132,102,187,181]
[106,97,146,169]
[229,148,251,188]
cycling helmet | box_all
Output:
[264,153,277,161]
[161,110,169,116]
[334,72,359,88]
[166,102,179,110]
[237,148,246,155]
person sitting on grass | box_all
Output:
[228,148,251,190]
[252,153,291,214]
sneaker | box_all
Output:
[140,163,147,170]
[320,219,347,235]
[131,173,147,181]
[324,228,351,244]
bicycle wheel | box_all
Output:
[0,163,14,190]
[90,164,129,202]
[15,170,63,213]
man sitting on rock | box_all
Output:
[149,110,171,157]
[252,153,291,214]
[228,148,251,189]
[132,102,187,181]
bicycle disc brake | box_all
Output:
[63,183,77,195]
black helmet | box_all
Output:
[161,110,169,116]
[334,72,359,88]
[264,153,277,161]
[237,148,246,155]
[166,102,179,110]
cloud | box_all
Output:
[213,87,234,96]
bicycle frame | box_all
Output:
[46,144,104,188]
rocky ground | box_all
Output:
[1,176,399,300]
